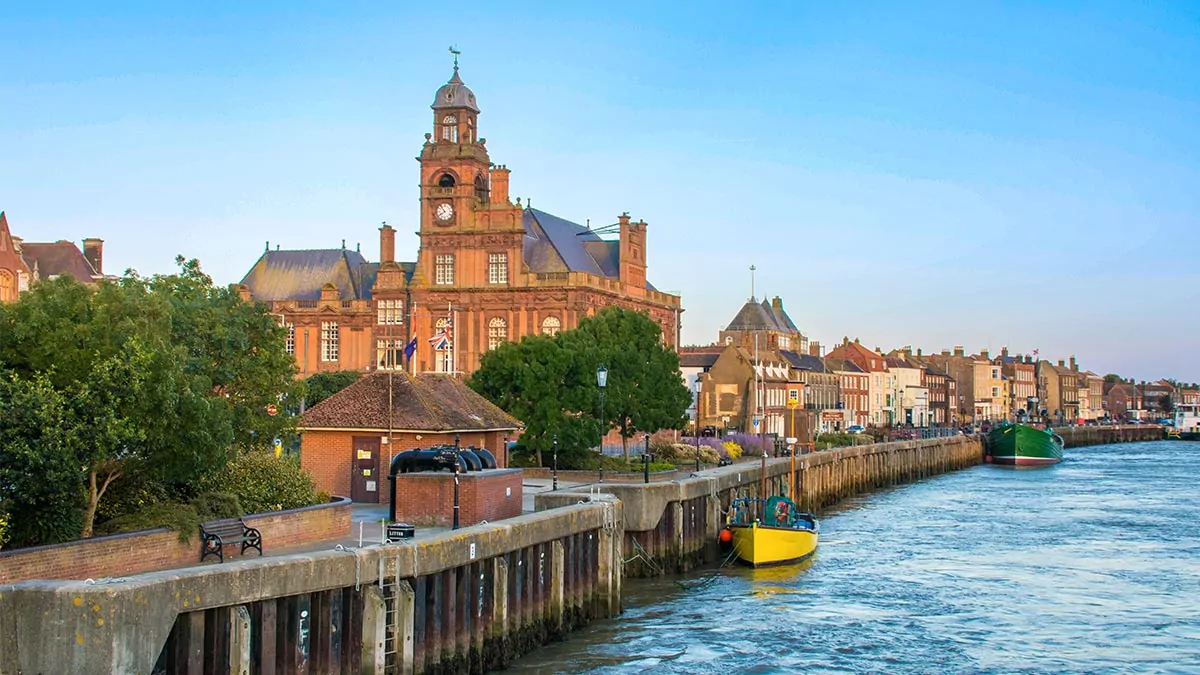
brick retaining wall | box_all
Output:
[392,469,523,526]
[0,496,352,585]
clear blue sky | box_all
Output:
[3,2,1198,382]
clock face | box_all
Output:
[435,203,454,222]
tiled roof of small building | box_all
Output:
[780,350,827,371]
[19,241,98,284]
[299,371,523,432]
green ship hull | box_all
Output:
[986,424,1064,466]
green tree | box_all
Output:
[562,307,692,462]
[468,335,593,467]
[1103,373,1125,383]
[301,371,363,409]
[0,259,298,543]
[0,372,85,547]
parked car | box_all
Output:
[847,425,865,434]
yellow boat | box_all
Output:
[723,496,819,566]
[719,446,818,567]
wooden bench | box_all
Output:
[199,518,263,563]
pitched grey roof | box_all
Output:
[239,249,372,301]
[781,350,827,371]
[523,208,613,277]
[431,68,480,113]
[767,299,800,332]
[725,299,782,332]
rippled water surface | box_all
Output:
[504,441,1200,674]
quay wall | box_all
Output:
[0,498,623,675]
[1054,424,1163,447]
[536,425,1160,578]
[538,436,984,578]
[0,496,352,586]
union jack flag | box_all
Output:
[428,320,452,351]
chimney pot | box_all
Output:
[981,349,990,360]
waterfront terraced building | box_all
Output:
[236,63,682,377]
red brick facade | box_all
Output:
[390,469,523,527]
[236,65,682,379]
[0,498,351,585]
[301,428,513,504]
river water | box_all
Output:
[504,441,1200,674]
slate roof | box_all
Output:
[19,241,99,284]
[238,249,415,302]
[523,208,613,277]
[679,349,721,368]
[825,358,865,373]
[725,299,782,332]
[299,371,522,432]
[521,208,660,290]
[766,299,800,333]
[780,350,827,372]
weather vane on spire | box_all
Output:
[449,45,461,70]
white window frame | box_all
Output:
[441,115,458,142]
[435,254,455,285]
[377,299,402,325]
[285,322,295,355]
[488,317,507,350]
[541,316,561,336]
[488,252,508,284]
[320,321,339,362]
[377,338,403,370]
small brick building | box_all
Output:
[298,371,522,504]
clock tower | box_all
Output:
[411,55,527,373]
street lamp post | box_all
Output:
[597,365,608,484]
[804,384,812,449]
[452,433,461,530]
[694,379,702,472]
[643,433,651,484]
[552,434,558,491]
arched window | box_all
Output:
[488,317,507,350]
[438,173,456,188]
[441,115,458,142]
[474,173,489,203]
[541,316,561,336]
[434,318,453,372]
[0,270,14,303]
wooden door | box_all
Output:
[350,436,381,503]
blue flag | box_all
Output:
[403,334,418,360]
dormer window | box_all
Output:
[441,115,458,142]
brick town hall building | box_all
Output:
[237,63,682,376]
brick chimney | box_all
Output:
[1058,359,1066,367]
[1001,346,1009,359]
[1070,356,1078,372]
[981,349,990,360]
[82,238,103,275]
[953,346,964,357]
[617,212,647,288]
[379,224,395,264]
[489,164,511,204]
[917,348,923,357]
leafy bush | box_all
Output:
[652,442,721,464]
[191,492,243,520]
[0,510,9,550]
[95,502,201,543]
[202,451,319,515]
[722,441,744,459]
